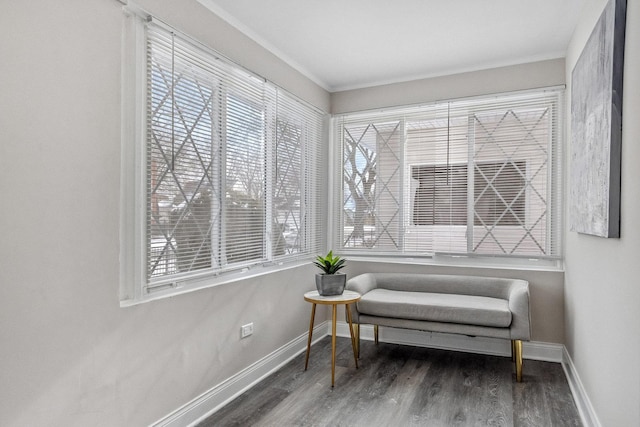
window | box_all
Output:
[121,14,325,302]
[335,90,562,260]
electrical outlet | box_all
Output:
[241,323,254,338]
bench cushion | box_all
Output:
[357,289,512,328]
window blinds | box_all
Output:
[271,91,326,261]
[145,21,325,288]
[335,89,563,259]
[147,25,222,280]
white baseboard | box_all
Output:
[334,321,564,363]
[561,347,602,427]
[155,320,594,427]
[151,321,328,427]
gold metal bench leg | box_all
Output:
[513,339,523,382]
[345,304,358,369]
[374,324,379,345]
[345,306,361,358]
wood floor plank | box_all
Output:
[357,357,431,426]
[199,337,582,427]
[322,344,413,426]
[515,360,581,427]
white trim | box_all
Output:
[120,8,148,303]
[152,321,328,427]
[562,347,602,427]
[333,321,563,362]
[120,260,312,308]
[347,254,564,273]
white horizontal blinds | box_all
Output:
[223,68,267,266]
[271,91,302,258]
[146,23,221,281]
[404,104,470,254]
[336,89,562,258]
[272,91,325,259]
[301,98,326,257]
[144,20,326,285]
[467,91,562,256]
[146,21,267,283]
[342,118,403,251]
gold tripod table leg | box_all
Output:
[513,339,523,382]
[374,324,379,345]
[331,304,337,387]
[304,303,316,371]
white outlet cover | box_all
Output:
[241,323,253,337]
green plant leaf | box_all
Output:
[313,250,346,274]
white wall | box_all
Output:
[0,1,328,425]
[564,0,640,425]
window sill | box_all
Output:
[343,253,564,273]
[119,258,312,308]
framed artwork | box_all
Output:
[570,0,626,238]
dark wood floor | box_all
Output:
[199,337,581,426]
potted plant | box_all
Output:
[313,250,347,296]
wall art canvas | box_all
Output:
[570,0,626,238]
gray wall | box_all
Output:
[564,0,640,425]
[0,0,328,425]
[331,58,565,114]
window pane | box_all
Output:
[147,34,219,279]
[474,161,526,227]
[273,117,302,255]
[343,121,402,250]
[472,107,550,255]
[225,93,266,264]
[404,113,469,253]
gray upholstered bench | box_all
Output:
[345,273,531,381]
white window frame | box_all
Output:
[120,8,326,305]
[331,89,564,270]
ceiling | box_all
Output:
[197,0,586,92]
